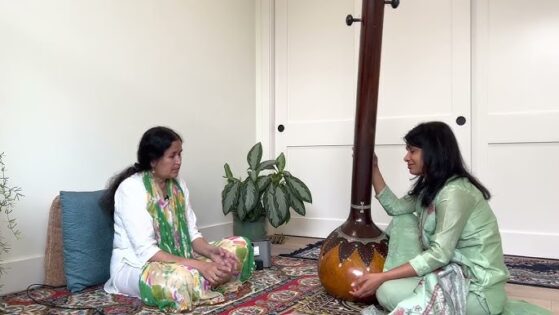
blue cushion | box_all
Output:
[60,190,113,292]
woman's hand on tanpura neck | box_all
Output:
[371,153,387,195]
[353,148,386,194]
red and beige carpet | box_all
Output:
[2,241,557,314]
[0,256,366,314]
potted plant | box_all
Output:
[221,143,312,241]
[0,153,23,288]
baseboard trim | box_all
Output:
[272,217,388,238]
[0,255,44,295]
[198,222,233,242]
[501,230,559,259]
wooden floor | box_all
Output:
[271,236,558,314]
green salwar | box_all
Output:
[377,214,491,314]
[139,236,254,313]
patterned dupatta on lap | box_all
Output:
[142,172,193,258]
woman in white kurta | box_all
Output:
[102,126,254,312]
[104,172,201,296]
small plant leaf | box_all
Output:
[256,160,276,172]
[247,143,263,170]
[268,185,289,228]
[287,186,306,216]
[276,153,286,172]
[247,202,265,222]
[256,175,271,192]
[224,163,234,179]
[284,206,291,224]
[242,178,259,213]
[263,184,276,225]
[285,176,312,203]
[249,170,257,182]
[276,185,290,222]
[222,181,240,215]
[236,181,247,220]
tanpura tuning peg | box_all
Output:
[384,0,400,9]
[345,14,361,26]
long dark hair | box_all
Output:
[101,126,182,215]
[405,121,490,207]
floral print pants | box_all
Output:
[138,236,254,312]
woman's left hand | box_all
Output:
[349,272,386,299]
[209,247,240,274]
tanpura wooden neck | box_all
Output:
[345,0,386,238]
[341,208,382,238]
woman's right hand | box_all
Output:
[372,153,379,168]
[371,152,387,195]
[371,152,380,179]
[199,261,233,287]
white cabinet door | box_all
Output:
[273,0,471,237]
[473,0,559,258]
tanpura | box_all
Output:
[318,0,399,302]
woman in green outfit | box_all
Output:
[102,127,254,312]
[350,121,550,314]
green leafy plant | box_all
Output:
[221,143,312,228]
[0,153,23,283]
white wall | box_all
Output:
[0,0,256,294]
[471,0,559,258]
[266,0,559,259]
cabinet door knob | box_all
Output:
[456,116,466,126]
[277,124,285,132]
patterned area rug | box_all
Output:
[282,240,559,290]
[0,256,366,315]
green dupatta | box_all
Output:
[142,172,193,258]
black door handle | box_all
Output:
[277,124,285,132]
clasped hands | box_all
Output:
[200,247,240,287]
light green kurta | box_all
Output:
[377,177,509,314]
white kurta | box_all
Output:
[103,173,202,297]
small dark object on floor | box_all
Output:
[270,234,286,244]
